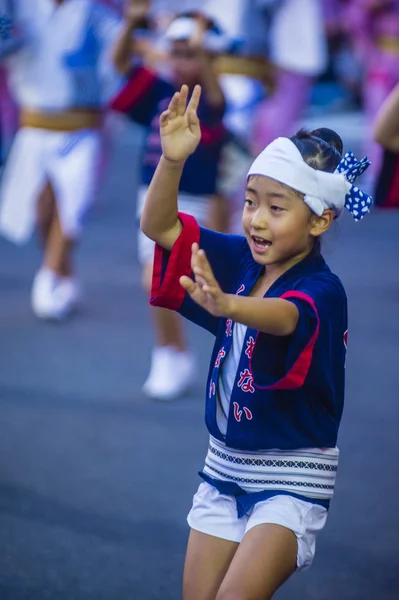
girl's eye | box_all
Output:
[271,205,284,212]
[245,199,255,207]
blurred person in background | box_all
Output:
[0,0,127,321]
[320,0,363,106]
[201,0,273,140]
[345,0,399,192]
[250,0,328,154]
[201,0,328,234]
[111,0,228,401]
[373,82,399,208]
[202,0,328,154]
[0,0,20,165]
[0,65,18,164]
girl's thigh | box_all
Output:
[183,528,239,600]
[184,482,244,600]
[215,523,297,600]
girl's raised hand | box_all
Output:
[160,85,202,163]
[179,243,232,317]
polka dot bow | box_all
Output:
[334,152,373,221]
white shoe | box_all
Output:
[143,346,195,401]
[51,277,81,320]
[31,268,59,319]
[31,270,80,321]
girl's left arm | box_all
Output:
[225,295,299,337]
[180,246,299,336]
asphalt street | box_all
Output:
[0,116,398,600]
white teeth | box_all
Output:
[253,236,271,245]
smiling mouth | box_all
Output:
[251,235,272,250]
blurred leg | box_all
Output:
[142,261,194,399]
[32,184,79,320]
[43,194,75,277]
[142,262,187,351]
[36,181,56,248]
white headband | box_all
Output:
[247,137,354,218]
[165,17,229,53]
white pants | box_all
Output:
[136,185,211,266]
[187,481,328,571]
[0,126,102,244]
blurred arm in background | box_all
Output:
[112,0,151,76]
[188,14,225,110]
[374,83,399,151]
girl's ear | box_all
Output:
[309,209,334,238]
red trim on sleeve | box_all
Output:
[150,213,200,310]
[110,67,157,113]
[249,291,320,390]
[200,123,226,146]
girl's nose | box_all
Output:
[251,209,267,230]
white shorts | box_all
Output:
[0,126,102,244]
[187,482,328,571]
[136,185,211,265]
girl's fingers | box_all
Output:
[179,275,196,294]
[202,284,216,294]
[177,84,189,116]
[190,242,200,271]
[167,91,180,114]
[194,266,212,287]
[187,84,201,112]
[193,268,219,300]
[190,243,220,300]
[194,274,208,290]
[159,110,170,126]
[180,276,207,306]
[197,250,217,285]
[187,108,200,132]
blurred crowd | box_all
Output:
[1,0,399,399]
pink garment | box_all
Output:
[251,68,313,155]
[346,0,399,180]
[346,0,399,56]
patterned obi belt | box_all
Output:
[200,436,339,517]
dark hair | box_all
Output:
[290,127,343,254]
[290,127,343,172]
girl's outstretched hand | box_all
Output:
[179,243,232,317]
[160,85,202,163]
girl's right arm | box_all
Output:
[140,84,202,251]
[143,84,249,334]
[374,83,399,152]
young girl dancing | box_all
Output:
[141,85,373,600]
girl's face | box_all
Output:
[242,175,322,275]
